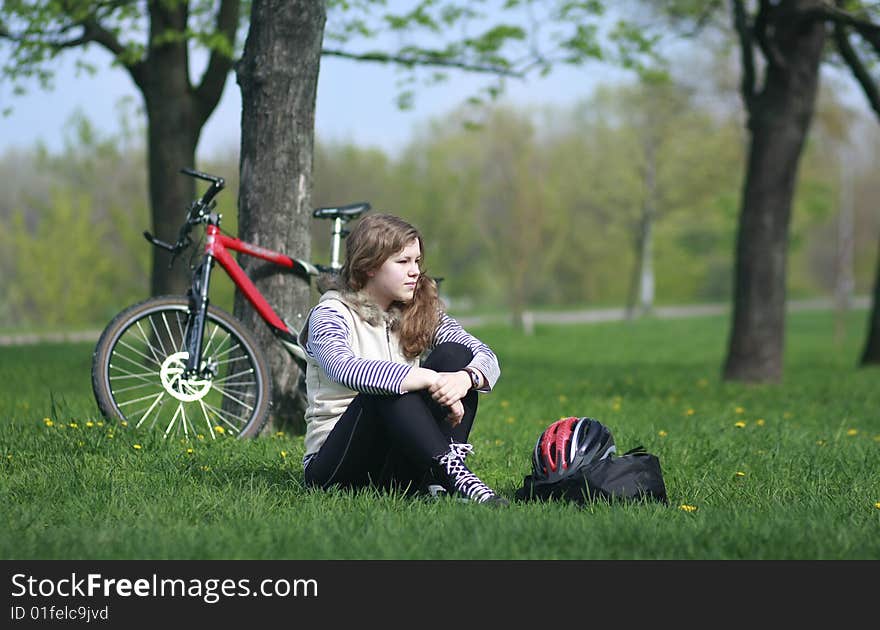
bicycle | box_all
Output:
[91,167,369,439]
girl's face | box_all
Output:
[364,238,421,310]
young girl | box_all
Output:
[298,213,507,506]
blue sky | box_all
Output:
[0,38,629,161]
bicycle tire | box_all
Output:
[91,295,271,439]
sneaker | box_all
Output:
[424,483,448,499]
[432,443,509,507]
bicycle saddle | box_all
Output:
[312,202,371,220]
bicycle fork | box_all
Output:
[183,253,215,379]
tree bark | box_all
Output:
[723,6,826,383]
[235,0,326,433]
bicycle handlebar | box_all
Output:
[143,168,226,264]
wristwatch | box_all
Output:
[464,367,481,390]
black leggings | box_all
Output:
[303,342,478,493]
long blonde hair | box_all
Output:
[339,213,441,358]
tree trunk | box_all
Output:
[235,0,326,433]
[834,151,854,346]
[626,137,657,320]
[140,6,200,297]
[859,241,880,365]
[723,9,826,383]
[134,1,239,298]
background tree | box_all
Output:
[649,0,880,380]
[1,0,243,298]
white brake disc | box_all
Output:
[160,351,212,402]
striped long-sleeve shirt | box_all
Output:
[305,304,501,395]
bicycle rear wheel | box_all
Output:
[91,296,271,439]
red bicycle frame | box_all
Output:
[204,223,314,335]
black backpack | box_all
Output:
[515,420,668,505]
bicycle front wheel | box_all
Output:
[91,296,271,439]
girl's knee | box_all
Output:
[423,342,473,371]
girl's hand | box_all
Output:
[428,371,471,407]
[446,399,465,428]
[401,367,439,393]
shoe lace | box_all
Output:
[437,443,496,503]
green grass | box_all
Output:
[1,309,878,559]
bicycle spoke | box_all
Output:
[135,319,164,366]
[160,313,179,357]
[202,322,222,357]
[213,367,257,385]
[174,313,187,352]
[108,362,163,385]
[197,399,217,439]
[163,403,184,439]
[131,392,166,429]
[116,338,163,369]
[199,399,247,435]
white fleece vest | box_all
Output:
[299,290,418,457]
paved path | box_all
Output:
[0,296,869,346]
[454,296,869,329]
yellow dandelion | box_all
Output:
[7,454,13,460]
[735,471,746,477]
[679,504,698,513]
[186,448,194,455]
[275,431,285,437]
[846,429,858,436]
[494,439,504,446]
[85,421,94,428]
[43,418,54,427]
[612,402,621,411]
[500,400,510,408]
[197,434,205,440]
[133,444,142,450]
[121,421,128,426]
[280,451,288,458]
[658,430,668,438]
[734,421,746,428]
[735,407,744,414]
[97,421,103,427]
[817,440,826,446]
[69,422,78,429]
[685,409,695,416]
[214,425,225,434]
[756,419,765,426]
[874,502,880,510]
[107,433,114,439]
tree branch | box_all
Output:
[754,0,787,71]
[731,0,756,113]
[834,23,880,121]
[806,2,880,39]
[321,48,523,78]
[194,0,240,127]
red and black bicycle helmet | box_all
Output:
[531,417,616,484]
